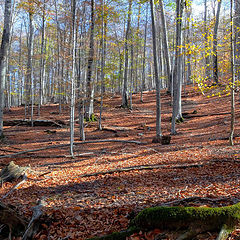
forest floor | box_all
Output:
[0,85,240,240]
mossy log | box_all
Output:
[131,204,240,239]
[90,203,240,240]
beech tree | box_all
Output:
[122,0,133,108]
[0,0,12,137]
[212,0,222,84]
[150,0,162,140]
[85,0,95,121]
[171,0,184,135]
[157,0,172,95]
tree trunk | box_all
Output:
[141,4,148,102]
[129,30,134,110]
[122,0,133,108]
[171,0,184,135]
[99,0,106,131]
[186,8,192,84]
[204,0,211,80]
[38,0,46,115]
[229,0,235,146]
[85,0,95,120]
[70,0,76,156]
[158,0,172,94]
[0,0,12,137]
[213,0,222,84]
[150,0,162,140]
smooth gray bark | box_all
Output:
[0,0,12,137]
[157,0,172,94]
[204,0,211,80]
[70,0,76,156]
[38,0,46,115]
[235,0,240,86]
[229,0,235,146]
[122,0,133,108]
[141,5,148,102]
[85,0,95,120]
[213,0,222,84]
[150,0,161,138]
[186,8,192,84]
[129,29,134,110]
[171,0,184,135]
[99,0,106,130]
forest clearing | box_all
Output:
[0,87,239,239]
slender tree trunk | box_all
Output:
[99,0,106,131]
[213,0,222,84]
[26,12,34,126]
[204,0,210,80]
[134,4,141,93]
[229,0,235,146]
[171,0,184,135]
[158,0,172,95]
[122,0,133,108]
[70,0,76,157]
[235,0,240,90]
[54,0,62,113]
[18,23,23,106]
[38,0,46,115]
[141,5,148,102]
[85,0,95,120]
[77,4,86,141]
[150,0,161,139]
[186,8,192,84]
[129,29,134,110]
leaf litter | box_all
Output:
[0,86,240,239]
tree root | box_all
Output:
[216,224,234,240]
[22,199,46,240]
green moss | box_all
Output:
[176,116,184,124]
[169,116,184,123]
[88,204,240,239]
[131,203,240,231]
[85,114,97,122]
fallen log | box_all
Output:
[3,119,65,128]
[80,162,206,178]
[0,161,28,183]
[0,140,144,159]
[89,203,240,240]
[102,126,131,133]
[131,204,239,240]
